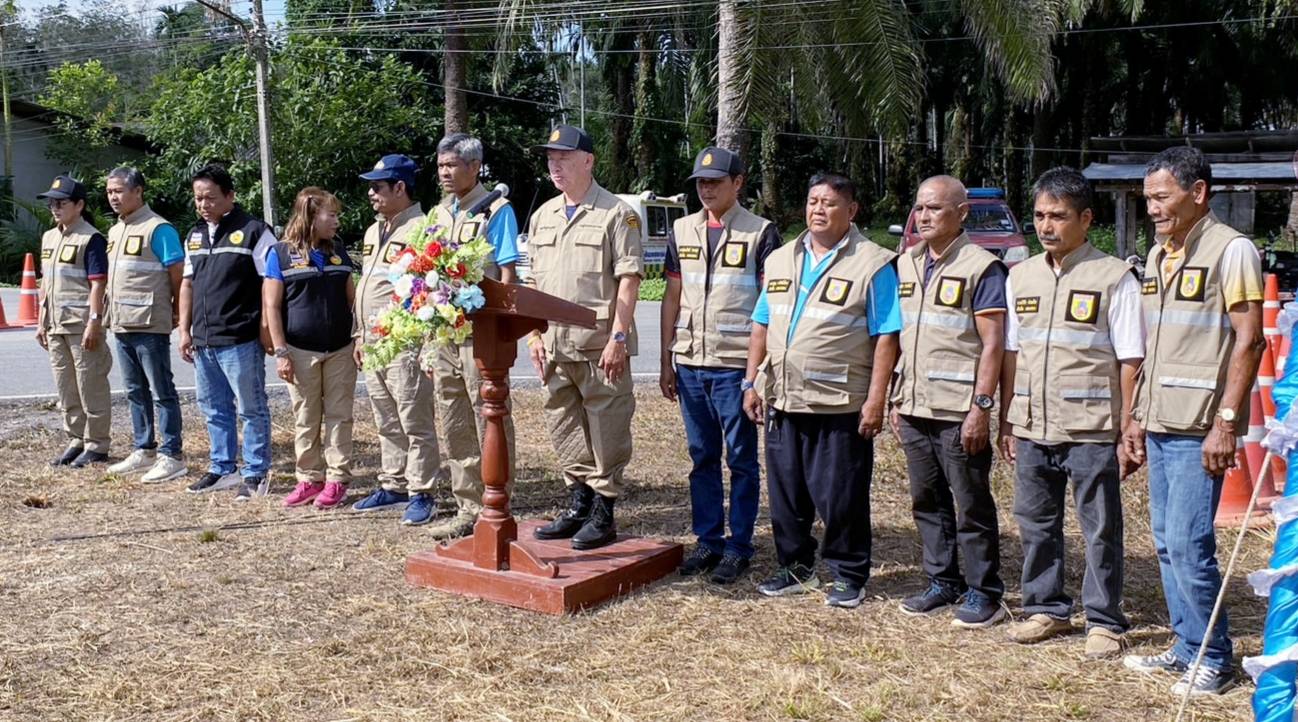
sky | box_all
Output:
[17,0,290,24]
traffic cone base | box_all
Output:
[1215,439,1274,528]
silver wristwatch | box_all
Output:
[274,346,291,359]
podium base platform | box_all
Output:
[405,520,684,614]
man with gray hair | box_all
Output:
[1120,146,1264,696]
[427,132,521,538]
[104,167,188,483]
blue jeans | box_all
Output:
[676,364,761,559]
[194,340,271,478]
[1147,432,1232,670]
[114,332,183,457]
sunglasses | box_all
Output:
[46,199,72,210]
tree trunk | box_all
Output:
[443,0,468,134]
[633,31,657,189]
[601,31,636,191]
[715,0,747,154]
[759,120,780,223]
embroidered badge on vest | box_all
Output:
[188,232,203,251]
[229,230,245,246]
[1141,278,1158,295]
[41,248,53,260]
[330,255,342,265]
[1015,296,1040,314]
[364,243,375,257]
[820,277,853,306]
[1066,290,1101,324]
[105,240,115,253]
[899,281,916,298]
[1176,267,1207,302]
[936,276,965,307]
[722,242,747,268]
[767,278,792,293]
[678,245,702,261]
[383,243,405,263]
[459,221,481,241]
[125,235,144,256]
[58,244,77,264]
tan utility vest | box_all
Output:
[1005,243,1132,443]
[356,203,425,344]
[893,233,1000,422]
[760,227,895,414]
[106,205,174,335]
[39,217,100,335]
[1133,213,1248,436]
[670,204,772,369]
[526,182,644,362]
[433,183,511,281]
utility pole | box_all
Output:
[196,0,276,226]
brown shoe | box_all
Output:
[1085,627,1125,659]
[428,512,477,540]
[1007,613,1073,644]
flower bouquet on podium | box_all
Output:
[361,211,493,371]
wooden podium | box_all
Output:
[404,279,683,614]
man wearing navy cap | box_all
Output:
[350,154,447,526]
[660,147,781,584]
[526,125,645,550]
[36,174,113,468]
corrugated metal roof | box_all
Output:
[1083,162,1298,183]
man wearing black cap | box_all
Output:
[660,147,782,584]
[526,124,645,550]
[350,154,447,526]
[36,174,113,468]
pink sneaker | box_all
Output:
[313,481,348,509]
[283,481,325,507]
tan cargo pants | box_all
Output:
[287,343,357,483]
[542,359,635,498]
[48,332,112,453]
[432,339,516,516]
[364,349,442,493]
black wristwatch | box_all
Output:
[974,394,995,411]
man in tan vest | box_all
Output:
[349,154,446,526]
[742,173,900,609]
[428,133,520,539]
[660,146,781,585]
[36,174,112,468]
[890,175,1007,627]
[998,167,1142,658]
[1120,147,1264,697]
[103,167,188,484]
[526,125,644,550]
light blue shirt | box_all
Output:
[751,236,901,340]
[150,224,185,267]
[452,197,520,266]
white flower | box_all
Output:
[393,274,415,299]
[415,304,437,321]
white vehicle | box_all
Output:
[515,190,688,281]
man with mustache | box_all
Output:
[999,167,1141,659]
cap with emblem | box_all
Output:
[359,154,418,186]
[535,124,594,153]
[37,174,87,201]
[688,147,744,180]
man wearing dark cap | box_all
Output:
[350,154,447,526]
[36,174,113,467]
[660,147,781,584]
[526,125,645,550]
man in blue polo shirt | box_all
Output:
[742,173,901,608]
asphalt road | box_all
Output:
[0,287,664,400]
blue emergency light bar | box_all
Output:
[967,187,1006,199]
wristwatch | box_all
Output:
[974,394,994,411]
[88,312,102,322]
[612,330,627,344]
[1216,408,1238,425]
[274,346,291,359]
[741,378,755,392]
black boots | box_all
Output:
[534,483,595,540]
[571,494,616,550]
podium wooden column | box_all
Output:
[404,280,683,614]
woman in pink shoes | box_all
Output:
[263,187,359,509]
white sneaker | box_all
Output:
[141,455,188,483]
[108,449,156,475]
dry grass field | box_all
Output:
[0,388,1268,721]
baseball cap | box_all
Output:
[359,154,418,185]
[688,147,744,180]
[536,125,594,153]
[37,174,87,201]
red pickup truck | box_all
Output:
[888,187,1032,266]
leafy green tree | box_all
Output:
[38,60,121,168]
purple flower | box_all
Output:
[431,283,451,306]
[411,277,426,295]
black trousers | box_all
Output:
[897,414,1004,599]
[765,409,873,586]
[1013,439,1129,632]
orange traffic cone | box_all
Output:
[1264,274,1282,362]
[1215,435,1271,528]
[1258,345,1288,492]
[16,252,38,326]
[1242,380,1279,511]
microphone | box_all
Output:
[466,183,510,218]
